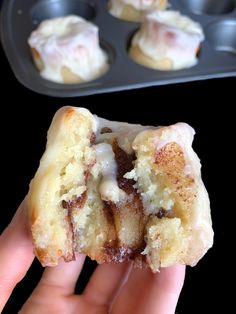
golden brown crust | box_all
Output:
[60,66,84,84]
[31,48,44,72]
[30,48,84,84]
[129,45,173,70]
[118,4,144,22]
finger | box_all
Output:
[0,198,35,312]
[83,261,132,307]
[19,254,86,314]
[34,253,86,296]
[113,265,185,314]
[140,265,186,314]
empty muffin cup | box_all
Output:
[206,19,236,54]
[180,0,235,15]
[31,0,96,24]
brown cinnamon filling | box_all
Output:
[90,132,96,144]
[62,133,97,259]
[103,201,116,225]
[112,139,136,194]
[103,240,146,262]
[63,134,169,264]
[101,127,112,134]
[156,208,168,219]
[101,139,146,262]
[62,191,87,210]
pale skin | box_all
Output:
[0,199,185,313]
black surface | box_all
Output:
[0,40,234,313]
[1,0,236,97]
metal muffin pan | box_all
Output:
[1,0,236,97]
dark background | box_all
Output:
[0,41,234,313]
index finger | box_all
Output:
[113,264,185,314]
[0,198,35,312]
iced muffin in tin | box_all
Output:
[129,10,204,71]
[108,0,168,22]
[28,15,109,84]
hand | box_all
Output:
[0,201,185,314]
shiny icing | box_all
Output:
[132,10,204,70]
[28,15,108,83]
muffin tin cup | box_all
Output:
[205,19,236,54]
[1,0,236,97]
[179,0,235,16]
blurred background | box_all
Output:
[0,38,234,312]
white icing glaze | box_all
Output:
[154,122,195,151]
[109,0,167,17]
[28,15,108,83]
[96,116,153,154]
[132,10,204,70]
[95,143,126,203]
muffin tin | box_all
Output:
[1,0,236,97]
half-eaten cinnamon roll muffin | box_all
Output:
[28,107,213,272]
